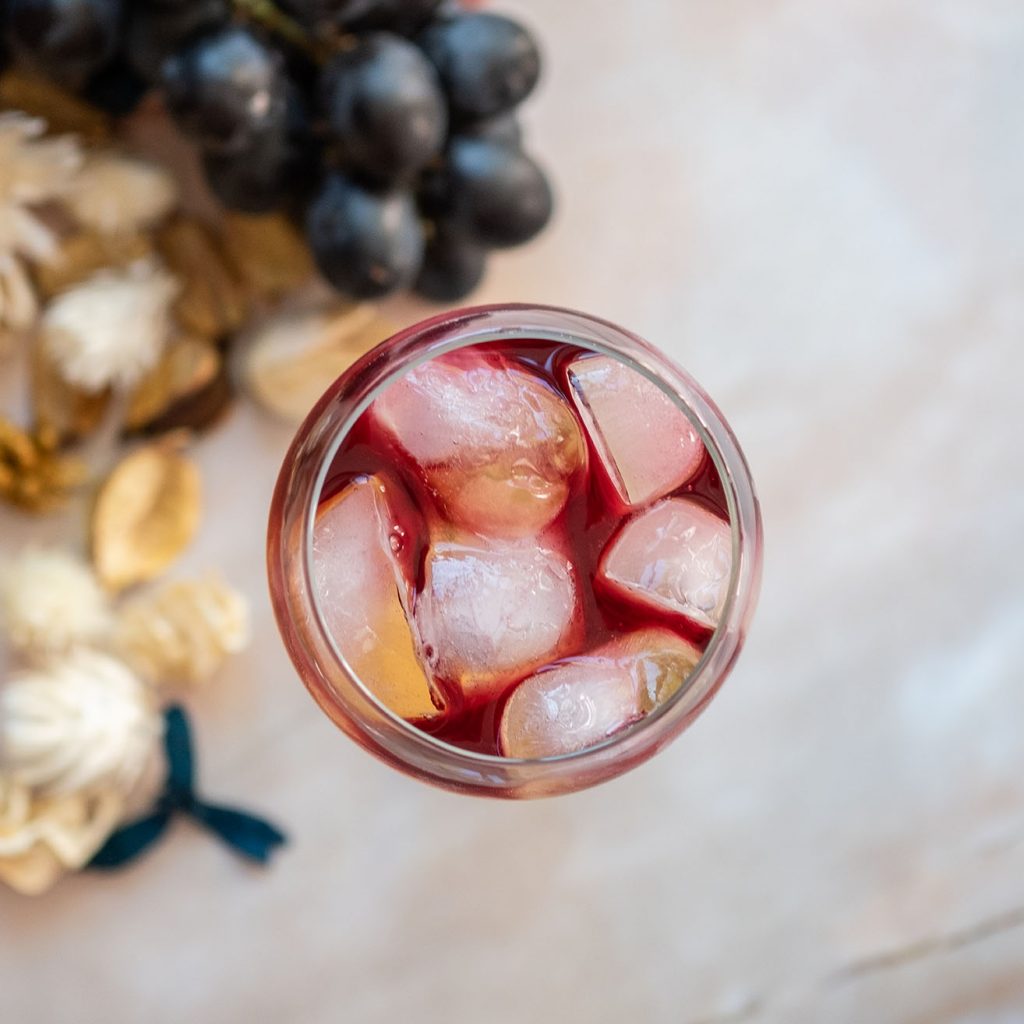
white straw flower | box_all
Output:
[0,547,112,656]
[65,152,178,236]
[0,773,124,895]
[0,649,162,797]
[115,575,251,686]
[0,113,83,333]
[41,257,179,390]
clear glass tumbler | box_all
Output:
[267,303,763,797]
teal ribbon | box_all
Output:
[90,706,287,869]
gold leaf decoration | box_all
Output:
[91,440,202,591]
[32,231,153,300]
[156,217,247,339]
[122,334,233,438]
[31,340,111,445]
[242,304,394,423]
[220,212,314,300]
[0,418,88,512]
[0,70,112,143]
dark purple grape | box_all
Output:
[458,111,521,147]
[4,0,122,90]
[280,0,440,33]
[203,86,318,214]
[83,57,149,115]
[343,0,442,33]
[162,26,287,154]
[418,136,552,248]
[415,222,486,302]
[306,174,424,298]
[277,0,377,30]
[124,0,228,84]
[321,33,446,183]
[418,12,540,119]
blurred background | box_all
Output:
[2,0,1023,1020]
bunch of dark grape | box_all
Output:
[0,0,552,302]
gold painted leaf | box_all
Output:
[32,231,153,300]
[220,213,314,300]
[156,217,246,339]
[122,334,233,437]
[91,441,201,591]
[0,70,112,143]
[31,339,111,445]
[242,303,394,423]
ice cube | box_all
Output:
[567,354,705,508]
[599,497,732,630]
[414,532,580,704]
[372,350,586,536]
[499,628,703,758]
[313,474,444,722]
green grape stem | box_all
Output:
[231,0,324,59]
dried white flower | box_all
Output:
[115,575,251,686]
[65,152,178,236]
[0,649,162,797]
[0,113,83,334]
[0,773,124,895]
[0,547,112,656]
[41,257,179,391]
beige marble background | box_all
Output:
[2,1,1023,1021]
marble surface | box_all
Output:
[2,1,1023,1021]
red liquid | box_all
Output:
[319,339,729,755]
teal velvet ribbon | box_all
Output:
[90,705,287,869]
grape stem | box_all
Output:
[231,0,321,58]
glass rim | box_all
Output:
[297,302,762,774]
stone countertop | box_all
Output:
[1,1,1022,1021]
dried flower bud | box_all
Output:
[0,547,112,655]
[0,649,161,797]
[0,775,124,895]
[115,574,250,686]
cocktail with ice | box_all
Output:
[268,305,761,796]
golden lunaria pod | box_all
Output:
[122,334,232,437]
[0,69,112,143]
[32,231,153,300]
[220,213,314,300]
[31,339,111,445]
[242,303,395,423]
[91,440,202,592]
[156,217,247,339]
